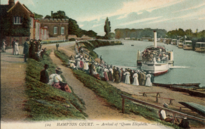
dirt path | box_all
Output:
[1,47,28,121]
[49,51,151,121]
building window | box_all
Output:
[13,16,22,25]
[61,27,65,34]
[54,27,57,34]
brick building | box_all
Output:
[0,0,34,46]
[38,18,69,41]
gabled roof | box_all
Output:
[7,1,20,13]
[22,4,33,14]
[7,1,34,16]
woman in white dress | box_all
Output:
[2,39,6,52]
[132,71,139,86]
[83,59,89,73]
[48,68,63,89]
[76,58,81,69]
[145,74,152,86]
[124,70,130,84]
[15,40,19,55]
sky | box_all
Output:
[1,0,205,36]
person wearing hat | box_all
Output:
[130,70,134,84]
[83,60,89,74]
[76,58,81,70]
[114,67,120,83]
[75,41,79,54]
[48,68,63,89]
[35,39,41,52]
[121,68,126,83]
[108,67,113,81]
[2,39,6,52]
[124,69,130,84]
[15,39,19,55]
[23,38,29,62]
[158,109,179,124]
[12,38,16,55]
[29,39,35,59]
[103,68,109,81]
[179,117,190,128]
[60,83,72,93]
[145,72,152,87]
[56,43,59,51]
[132,71,139,86]
[149,71,154,83]
[40,64,49,84]
[80,58,84,70]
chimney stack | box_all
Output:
[8,0,15,8]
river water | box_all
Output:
[94,40,205,87]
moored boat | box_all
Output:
[177,39,183,48]
[171,39,177,45]
[195,42,205,52]
[153,82,200,87]
[179,102,205,117]
[183,40,193,50]
[137,31,174,76]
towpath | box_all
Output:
[1,47,28,121]
[50,50,151,121]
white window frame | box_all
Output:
[61,27,65,35]
[54,27,58,34]
[13,16,22,25]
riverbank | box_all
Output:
[54,49,181,129]
[54,40,205,128]
[24,50,87,121]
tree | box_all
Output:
[104,17,111,39]
[68,18,82,37]
[34,12,43,19]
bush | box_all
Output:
[69,38,76,41]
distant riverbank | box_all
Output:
[79,39,123,59]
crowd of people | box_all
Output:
[1,38,46,62]
[67,42,154,86]
[23,38,47,62]
[1,38,20,54]
[142,46,169,63]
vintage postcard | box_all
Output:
[1,0,205,129]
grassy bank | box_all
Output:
[54,49,181,129]
[80,40,122,59]
[24,50,87,121]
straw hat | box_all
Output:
[55,68,62,74]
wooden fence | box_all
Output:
[121,94,205,123]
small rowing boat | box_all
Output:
[179,102,205,117]
[153,83,200,87]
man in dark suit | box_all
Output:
[23,38,29,62]
[40,64,49,84]
[12,38,15,55]
[56,43,59,50]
